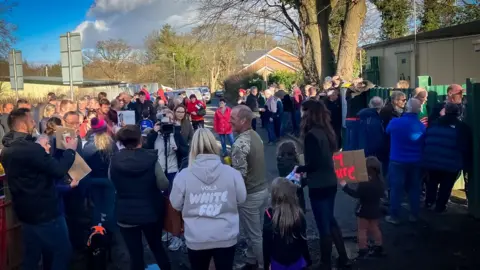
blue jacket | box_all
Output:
[357,108,385,160]
[386,113,426,163]
[422,115,471,172]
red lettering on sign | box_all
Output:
[335,166,356,181]
[333,153,344,167]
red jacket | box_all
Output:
[187,100,205,121]
[214,107,233,134]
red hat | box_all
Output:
[90,117,107,133]
[448,84,465,95]
[238,89,246,95]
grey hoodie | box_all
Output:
[170,154,247,250]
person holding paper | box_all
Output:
[0,108,78,270]
[294,99,351,269]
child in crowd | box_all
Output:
[139,110,154,132]
[263,178,311,270]
[276,140,306,211]
[340,156,386,259]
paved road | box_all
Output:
[134,97,357,269]
[74,97,480,270]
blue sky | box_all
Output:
[10,0,198,65]
[11,0,92,64]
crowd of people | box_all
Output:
[0,77,472,270]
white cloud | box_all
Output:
[74,0,199,48]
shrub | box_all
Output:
[268,70,304,92]
[223,72,265,103]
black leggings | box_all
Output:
[119,222,171,270]
[192,120,205,130]
[187,245,236,270]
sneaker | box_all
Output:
[355,249,369,260]
[370,245,386,257]
[385,216,400,225]
[168,236,183,251]
[161,232,172,242]
[336,257,352,269]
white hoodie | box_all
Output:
[170,154,247,250]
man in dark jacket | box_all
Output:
[134,91,156,123]
[0,108,77,270]
[246,86,260,130]
[423,102,472,213]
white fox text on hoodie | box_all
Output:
[170,154,247,250]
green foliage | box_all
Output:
[223,72,264,103]
[420,0,480,32]
[268,70,304,91]
[372,0,411,40]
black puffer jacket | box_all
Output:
[0,132,75,224]
[110,148,164,225]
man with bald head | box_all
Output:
[385,98,426,225]
[230,105,267,269]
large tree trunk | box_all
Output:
[299,0,323,83]
[336,0,367,81]
[317,0,335,79]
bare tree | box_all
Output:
[83,39,134,80]
[0,0,16,58]
[197,0,367,83]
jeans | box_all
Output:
[293,110,301,135]
[388,162,422,219]
[187,246,236,270]
[219,133,235,155]
[274,116,282,138]
[22,216,71,270]
[266,120,276,143]
[120,221,171,270]
[281,112,293,136]
[309,189,337,236]
[192,120,204,130]
[425,169,460,211]
[239,188,269,268]
[90,177,116,232]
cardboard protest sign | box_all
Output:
[333,150,368,183]
[55,127,76,150]
[68,153,91,182]
[118,111,136,126]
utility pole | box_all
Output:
[45,66,48,77]
[67,32,74,100]
[173,53,177,89]
[11,49,19,101]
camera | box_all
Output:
[160,122,174,135]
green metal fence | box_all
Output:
[466,79,480,218]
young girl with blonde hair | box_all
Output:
[263,177,311,270]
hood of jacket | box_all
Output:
[357,107,380,118]
[189,154,223,185]
[1,131,34,148]
[111,148,157,176]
